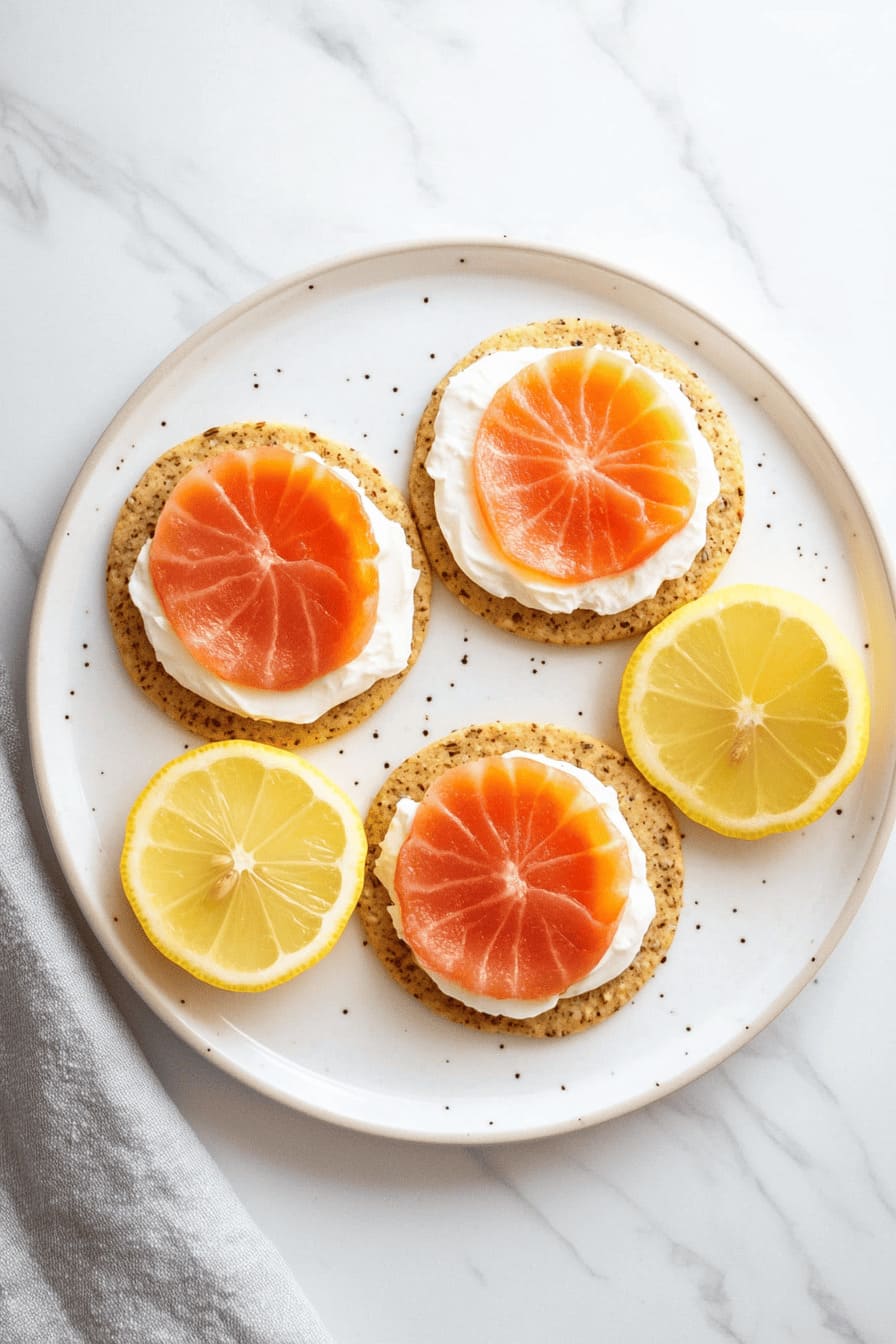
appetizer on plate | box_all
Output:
[410,317,744,643]
[107,422,431,747]
[359,722,683,1037]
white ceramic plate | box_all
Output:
[28,241,896,1143]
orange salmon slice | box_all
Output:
[473,347,699,584]
[393,754,633,1002]
[149,445,379,691]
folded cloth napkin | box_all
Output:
[0,665,333,1344]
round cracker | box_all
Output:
[410,317,744,643]
[106,422,432,748]
[358,722,683,1038]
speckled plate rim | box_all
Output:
[27,237,896,1143]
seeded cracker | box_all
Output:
[106,422,432,748]
[410,317,744,643]
[359,722,684,1037]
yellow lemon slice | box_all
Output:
[120,740,367,990]
[618,585,871,839]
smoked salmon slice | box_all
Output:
[149,445,379,691]
[473,347,699,584]
[393,754,633,1001]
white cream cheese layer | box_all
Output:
[129,453,419,723]
[373,751,655,1019]
[426,345,720,615]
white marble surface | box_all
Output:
[4,2,896,1340]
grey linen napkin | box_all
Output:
[0,666,334,1344]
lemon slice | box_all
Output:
[120,740,367,990]
[618,585,871,838]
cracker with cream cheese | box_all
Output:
[106,421,431,748]
[410,317,744,643]
[358,721,684,1038]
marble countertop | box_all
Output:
[4,2,895,1340]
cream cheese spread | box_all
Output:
[129,453,419,723]
[373,751,655,1019]
[426,345,719,614]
